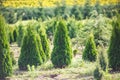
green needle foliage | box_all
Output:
[18,26,43,70]
[94,0,102,14]
[13,27,18,42]
[82,33,97,62]
[17,24,25,47]
[108,16,120,71]
[94,46,108,80]
[0,15,12,79]
[9,30,14,44]
[36,34,46,63]
[83,0,92,19]
[51,20,73,68]
[38,27,50,61]
[94,66,103,80]
[98,46,108,72]
[10,52,16,65]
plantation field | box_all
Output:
[8,43,120,80]
[0,0,120,80]
[9,43,94,80]
[3,0,118,7]
[1,13,119,79]
[6,17,119,80]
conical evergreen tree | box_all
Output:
[94,45,108,80]
[0,15,12,79]
[108,16,120,71]
[98,46,108,72]
[94,65,103,80]
[17,24,24,47]
[9,30,14,44]
[10,52,16,65]
[18,26,43,70]
[51,20,73,68]
[38,27,50,61]
[13,27,18,42]
[82,33,97,62]
[36,34,46,63]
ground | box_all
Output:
[8,43,120,80]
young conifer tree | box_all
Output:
[18,26,43,70]
[82,33,97,61]
[51,20,73,68]
[13,27,18,42]
[38,27,50,61]
[17,24,24,47]
[108,15,120,71]
[94,45,108,80]
[94,66,103,80]
[9,30,14,44]
[36,34,46,63]
[0,15,12,79]
[98,46,108,72]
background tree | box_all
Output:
[83,0,93,19]
[0,0,6,7]
[67,18,78,38]
[0,15,12,79]
[38,1,46,20]
[93,14,111,47]
[82,33,97,62]
[46,20,58,39]
[108,15,120,71]
[54,0,68,19]
[18,26,43,70]
[94,0,102,14]
[51,20,73,68]
[71,5,83,20]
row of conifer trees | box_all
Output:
[0,14,73,79]
[82,14,120,80]
[17,20,73,70]
[0,14,120,79]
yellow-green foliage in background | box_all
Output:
[3,0,118,8]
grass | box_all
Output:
[11,62,95,80]
[9,40,120,80]
[9,50,96,80]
